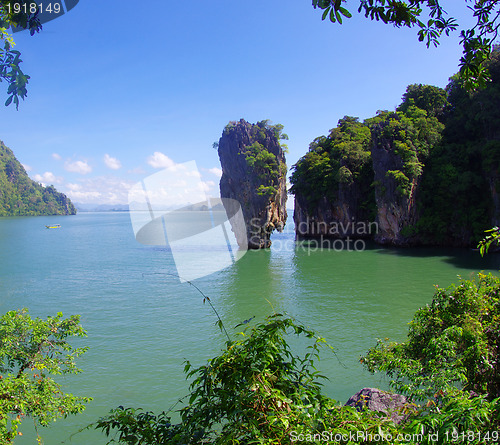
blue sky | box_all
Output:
[1,0,473,205]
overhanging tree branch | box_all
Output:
[312,0,500,90]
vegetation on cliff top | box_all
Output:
[291,47,500,246]
[290,116,374,216]
[417,48,500,244]
[0,140,76,216]
[367,103,444,198]
[242,121,287,198]
[224,119,288,199]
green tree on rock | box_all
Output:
[397,83,448,118]
[290,115,374,218]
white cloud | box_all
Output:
[68,190,103,201]
[66,183,82,191]
[201,180,216,192]
[52,153,62,161]
[128,167,146,175]
[64,176,135,204]
[65,160,92,175]
[129,161,211,209]
[208,167,222,177]
[22,164,32,172]
[33,171,63,185]
[147,152,183,171]
[186,169,201,178]
[104,154,122,170]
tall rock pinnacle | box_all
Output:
[217,119,288,249]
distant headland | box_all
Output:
[0,140,76,217]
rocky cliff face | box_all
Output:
[490,174,500,227]
[290,62,500,248]
[294,180,374,240]
[218,119,287,249]
[290,107,445,247]
[370,122,421,246]
[293,131,422,246]
[290,116,375,241]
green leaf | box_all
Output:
[336,9,343,24]
[329,7,336,22]
[339,7,352,18]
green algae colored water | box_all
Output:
[0,212,499,444]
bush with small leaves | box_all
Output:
[0,308,90,443]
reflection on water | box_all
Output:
[0,213,498,444]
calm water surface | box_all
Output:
[0,212,499,444]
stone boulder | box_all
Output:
[345,387,414,424]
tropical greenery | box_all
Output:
[362,272,500,401]
[0,0,42,108]
[290,116,374,218]
[0,140,76,216]
[291,46,500,246]
[313,0,500,90]
[1,263,496,444]
[361,272,500,443]
[289,91,444,239]
[95,271,500,444]
[478,226,500,255]
[417,47,500,244]
[95,314,402,445]
[232,119,288,198]
[0,308,90,443]
[367,104,444,197]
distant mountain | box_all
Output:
[75,203,129,212]
[0,140,76,216]
[74,202,228,213]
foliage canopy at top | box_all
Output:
[313,0,500,90]
[0,0,42,109]
[0,1,499,108]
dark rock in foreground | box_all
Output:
[345,387,414,424]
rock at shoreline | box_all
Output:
[345,387,414,424]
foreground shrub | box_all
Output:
[0,308,90,443]
[96,274,500,444]
[362,272,500,401]
[96,314,403,444]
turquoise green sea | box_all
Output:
[1,212,499,444]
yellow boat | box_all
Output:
[45,224,61,229]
